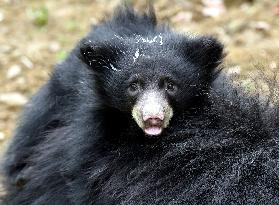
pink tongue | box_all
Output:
[144,127,162,136]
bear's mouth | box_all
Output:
[143,117,163,136]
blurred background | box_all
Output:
[0,0,278,175]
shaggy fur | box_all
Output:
[2,6,279,205]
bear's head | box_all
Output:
[78,34,223,136]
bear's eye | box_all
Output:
[165,81,177,94]
[128,82,140,96]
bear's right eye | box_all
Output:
[165,81,178,95]
[128,82,140,96]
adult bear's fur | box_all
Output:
[2,6,279,205]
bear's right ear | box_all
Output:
[182,36,224,72]
[78,40,123,72]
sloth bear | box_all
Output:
[2,6,279,205]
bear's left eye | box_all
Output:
[128,82,140,96]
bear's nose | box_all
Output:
[143,114,164,122]
[147,118,162,126]
[145,117,163,127]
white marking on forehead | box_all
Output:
[133,48,140,63]
[109,63,120,72]
[132,48,153,62]
[114,34,124,40]
[159,35,163,45]
[135,34,164,45]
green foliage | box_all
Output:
[65,20,79,32]
[56,50,67,61]
[241,79,257,93]
[28,6,49,27]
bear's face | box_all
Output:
[79,34,223,136]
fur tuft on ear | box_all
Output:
[78,40,124,72]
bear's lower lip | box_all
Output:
[144,127,163,136]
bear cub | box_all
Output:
[2,6,279,205]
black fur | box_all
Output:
[1,6,279,205]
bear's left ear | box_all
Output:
[182,36,224,71]
[78,40,124,72]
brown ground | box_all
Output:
[0,0,278,198]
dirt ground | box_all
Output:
[0,0,278,198]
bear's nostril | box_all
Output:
[150,118,161,125]
[143,114,164,121]
[145,118,163,126]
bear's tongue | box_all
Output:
[143,117,163,136]
[144,127,163,136]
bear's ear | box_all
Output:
[182,36,224,71]
[78,40,123,72]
